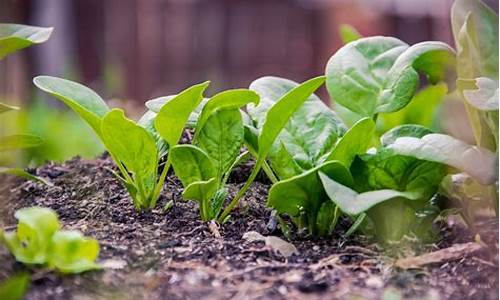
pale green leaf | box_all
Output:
[0,134,43,151]
[0,102,19,114]
[154,82,209,146]
[0,167,52,185]
[0,274,30,300]
[49,230,101,274]
[0,23,53,59]
[33,76,110,137]
[339,24,362,44]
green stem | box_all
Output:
[150,156,172,209]
[217,159,263,223]
[262,161,278,184]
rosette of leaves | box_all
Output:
[1,207,100,273]
[34,76,209,209]
[245,76,376,236]
[168,89,259,220]
[320,124,497,242]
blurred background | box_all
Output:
[0,0,498,165]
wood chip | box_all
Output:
[395,242,483,269]
[242,231,298,258]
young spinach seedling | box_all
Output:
[34,76,209,209]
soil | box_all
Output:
[0,154,498,300]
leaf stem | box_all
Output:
[150,156,172,209]
[217,159,262,222]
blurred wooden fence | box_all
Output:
[1,0,496,105]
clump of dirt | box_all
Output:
[0,155,498,300]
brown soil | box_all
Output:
[0,155,498,300]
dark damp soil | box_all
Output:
[0,155,498,300]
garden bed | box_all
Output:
[1,155,498,300]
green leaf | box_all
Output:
[319,172,421,215]
[0,167,52,186]
[183,179,219,220]
[249,76,343,173]
[147,97,208,128]
[0,102,19,114]
[196,109,244,181]
[33,76,110,137]
[378,83,448,133]
[2,207,60,264]
[170,145,216,186]
[267,161,353,235]
[154,82,209,146]
[137,110,168,157]
[0,134,43,151]
[101,109,158,205]
[380,124,434,146]
[325,37,455,117]
[315,201,339,237]
[195,89,259,139]
[327,117,375,168]
[0,274,30,300]
[339,24,362,44]
[386,133,498,185]
[48,230,101,274]
[0,23,53,59]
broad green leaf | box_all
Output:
[195,89,259,138]
[339,24,362,44]
[270,143,305,180]
[326,37,454,116]
[49,230,101,274]
[0,167,52,185]
[137,110,168,157]
[352,147,445,200]
[154,82,209,146]
[0,274,30,300]
[101,109,158,201]
[461,77,499,110]
[2,207,60,264]
[0,23,52,59]
[327,117,375,167]
[380,124,433,146]
[319,172,421,215]
[147,97,208,128]
[33,76,110,137]
[249,76,342,173]
[0,134,43,151]
[183,178,218,202]
[0,102,19,114]
[170,145,216,186]
[378,83,448,133]
[386,133,498,185]
[267,160,353,235]
[196,109,244,181]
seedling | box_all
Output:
[1,207,100,273]
[168,89,259,220]
[34,76,209,209]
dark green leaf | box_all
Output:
[170,145,216,187]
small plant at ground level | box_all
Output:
[1,207,100,273]
[169,89,258,220]
[34,76,209,209]
[0,273,30,300]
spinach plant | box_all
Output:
[34,76,209,209]
[217,76,327,222]
[325,36,455,119]
[245,76,376,236]
[1,207,100,273]
[167,89,259,220]
[0,24,52,183]
[320,124,497,242]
